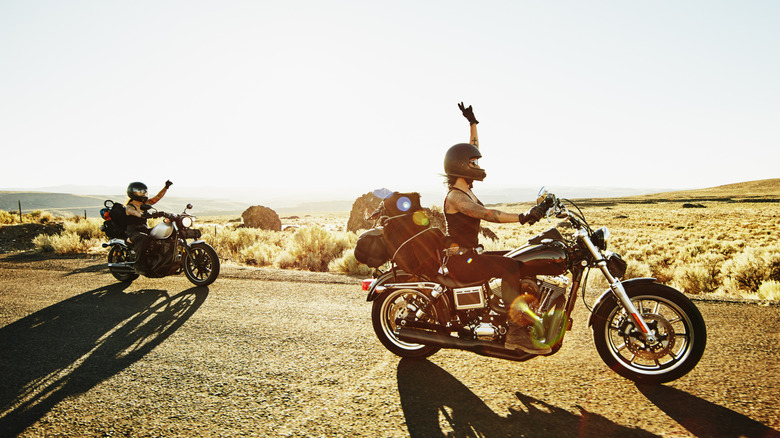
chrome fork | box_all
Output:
[577,229,658,345]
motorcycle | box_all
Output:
[101,200,220,286]
[362,188,706,384]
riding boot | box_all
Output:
[505,321,551,355]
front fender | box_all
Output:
[587,277,657,327]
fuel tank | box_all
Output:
[150,221,173,239]
[505,242,567,276]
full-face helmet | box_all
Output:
[127,182,149,202]
[443,143,486,182]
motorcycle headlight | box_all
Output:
[591,227,610,251]
[181,216,194,228]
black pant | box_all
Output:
[446,252,528,308]
[127,227,151,262]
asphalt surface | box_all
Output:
[0,253,778,437]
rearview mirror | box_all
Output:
[536,187,548,205]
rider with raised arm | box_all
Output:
[443,103,549,354]
[125,180,172,270]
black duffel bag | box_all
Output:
[354,227,390,268]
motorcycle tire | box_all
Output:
[108,246,139,283]
[372,287,444,359]
[592,282,706,384]
[184,243,220,287]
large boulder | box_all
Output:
[347,192,382,232]
[241,205,281,231]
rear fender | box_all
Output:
[366,269,453,323]
[366,269,413,301]
[587,277,657,327]
[105,238,130,249]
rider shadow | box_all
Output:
[397,358,658,438]
[636,384,778,438]
[0,283,208,436]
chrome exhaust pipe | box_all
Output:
[107,262,134,272]
[396,327,535,362]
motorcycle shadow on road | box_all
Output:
[397,358,658,438]
[636,384,777,438]
[0,282,208,436]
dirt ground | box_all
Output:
[1,253,778,437]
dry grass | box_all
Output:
[479,201,780,300]
[4,200,779,300]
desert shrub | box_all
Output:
[277,226,355,271]
[757,280,780,301]
[675,264,720,294]
[28,210,57,224]
[0,210,17,224]
[329,249,376,276]
[203,226,285,262]
[33,231,102,254]
[647,254,676,283]
[722,245,780,293]
[239,241,281,267]
[64,218,105,241]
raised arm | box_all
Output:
[148,180,173,205]
[458,102,479,148]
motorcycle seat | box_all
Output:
[431,273,484,290]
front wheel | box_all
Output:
[184,243,220,286]
[372,288,442,359]
[592,283,706,384]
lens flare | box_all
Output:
[397,197,412,212]
[412,210,429,226]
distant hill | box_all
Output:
[0,192,249,218]
[563,178,780,206]
[2,179,777,218]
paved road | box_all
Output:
[1,254,778,437]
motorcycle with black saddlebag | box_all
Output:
[100,200,220,286]
[357,189,706,384]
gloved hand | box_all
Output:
[519,204,546,225]
[458,102,479,125]
[165,180,173,189]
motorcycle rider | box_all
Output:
[444,102,549,354]
[125,180,172,271]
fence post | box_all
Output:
[18,200,22,223]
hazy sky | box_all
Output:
[1,1,778,203]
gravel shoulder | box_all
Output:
[1,253,778,437]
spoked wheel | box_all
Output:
[184,243,220,286]
[108,246,139,283]
[592,283,706,384]
[372,288,442,359]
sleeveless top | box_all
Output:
[444,187,483,248]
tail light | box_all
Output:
[361,279,375,291]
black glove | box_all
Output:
[519,205,546,225]
[458,102,479,125]
[165,180,173,188]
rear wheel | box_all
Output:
[372,288,442,359]
[108,246,139,283]
[184,243,220,286]
[592,283,706,384]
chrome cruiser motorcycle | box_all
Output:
[101,201,220,286]
[362,189,706,384]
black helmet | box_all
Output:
[443,143,486,181]
[127,181,149,202]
